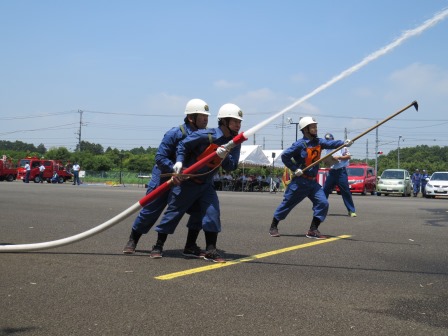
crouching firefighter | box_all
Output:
[150,103,244,263]
[123,98,210,255]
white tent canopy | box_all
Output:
[263,149,285,168]
[238,145,271,167]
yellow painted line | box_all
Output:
[155,234,351,280]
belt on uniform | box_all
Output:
[300,174,316,181]
[190,177,204,184]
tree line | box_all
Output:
[359,145,448,175]
[0,140,157,173]
[1,140,448,175]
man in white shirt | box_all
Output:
[72,163,81,185]
[39,163,46,183]
[24,162,31,183]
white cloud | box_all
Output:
[352,87,374,98]
[213,79,244,89]
[232,88,323,115]
[290,73,307,83]
[388,62,448,96]
[145,92,188,116]
[232,88,290,115]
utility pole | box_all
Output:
[76,110,83,152]
[281,114,284,150]
[375,121,379,175]
[287,117,300,142]
[365,139,369,164]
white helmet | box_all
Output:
[299,116,317,130]
[185,98,210,115]
[217,103,243,121]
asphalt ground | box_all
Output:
[1,181,447,336]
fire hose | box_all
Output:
[0,101,417,252]
[3,7,446,252]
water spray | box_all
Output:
[2,9,447,252]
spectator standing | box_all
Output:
[38,162,46,183]
[411,169,421,197]
[322,133,357,217]
[72,162,81,185]
[24,161,31,183]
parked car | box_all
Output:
[424,172,448,198]
[377,169,412,197]
[335,163,376,195]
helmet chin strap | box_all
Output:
[304,126,318,139]
[189,114,199,130]
[223,119,238,137]
[229,127,238,137]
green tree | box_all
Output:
[71,152,93,169]
[0,140,39,152]
[45,147,71,161]
[126,154,154,172]
[76,141,104,155]
[104,148,121,167]
[36,143,47,155]
[78,154,113,171]
[130,146,147,155]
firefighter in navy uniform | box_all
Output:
[411,169,422,197]
[150,103,243,263]
[122,99,210,255]
[269,116,353,239]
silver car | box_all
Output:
[424,172,448,198]
[376,169,412,197]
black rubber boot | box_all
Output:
[123,229,142,254]
[184,229,201,250]
[150,233,168,259]
[309,217,321,231]
[269,217,280,237]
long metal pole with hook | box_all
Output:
[302,100,418,173]
[0,102,418,252]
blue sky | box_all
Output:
[1,0,448,160]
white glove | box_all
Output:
[173,162,182,174]
[294,169,303,177]
[216,146,228,159]
[344,139,353,147]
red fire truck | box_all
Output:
[0,156,18,182]
[17,157,73,183]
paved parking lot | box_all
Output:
[1,182,447,335]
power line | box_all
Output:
[0,123,78,136]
